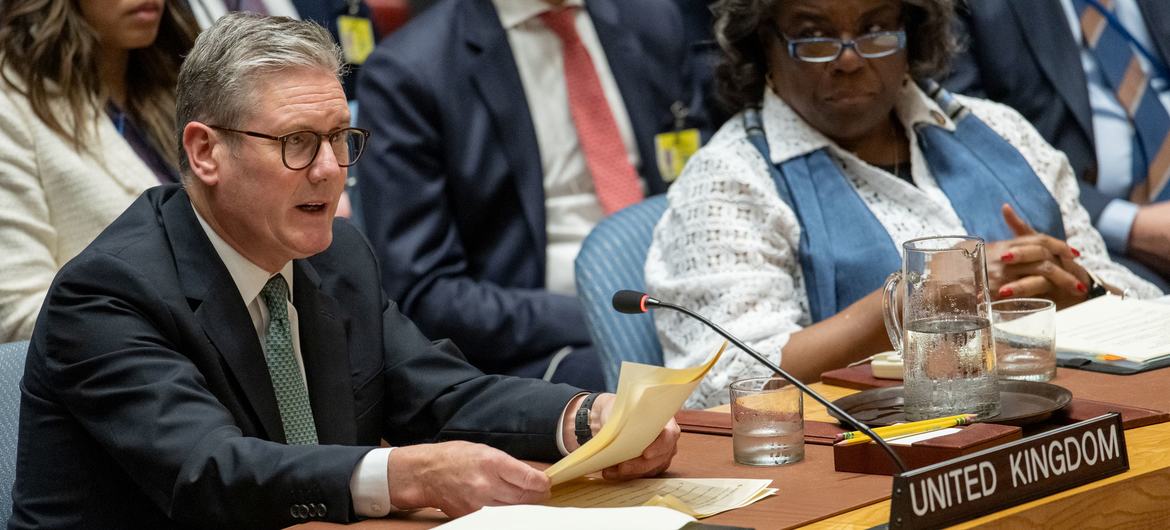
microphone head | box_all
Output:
[612,290,651,314]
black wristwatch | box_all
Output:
[574,393,601,446]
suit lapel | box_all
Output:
[1137,0,1170,69]
[292,261,356,445]
[162,192,286,442]
[465,0,547,257]
[1008,1,1094,143]
[589,0,671,192]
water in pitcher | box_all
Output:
[902,317,1000,421]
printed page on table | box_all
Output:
[433,505,696,530]
[544,343,727,485]
[547,477,776,518]
[1055,295,1170,362]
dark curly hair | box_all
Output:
[712,0,958,114]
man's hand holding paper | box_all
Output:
[561,393,683,480]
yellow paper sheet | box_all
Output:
[544,343,726,485]
[547,477,776,519]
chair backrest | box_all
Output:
[575,195,668,391]
[0,341,27,525]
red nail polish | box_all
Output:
[1071,247,1081,257]
[1001,252,1014,263]
[998,287,1013,297]
[1077,282,1087,293]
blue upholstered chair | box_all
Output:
[575,195,668,391]
[0,341,27,525]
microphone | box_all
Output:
[614,289,909,473]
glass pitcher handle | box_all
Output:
[882,271,903,354]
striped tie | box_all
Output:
[260,276,319,445]
[1075,0,1170,203]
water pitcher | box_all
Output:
[882,235,1000,420]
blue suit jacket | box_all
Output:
[9,186,579,529]
[946,0,1170,222]
[355,0,691,373]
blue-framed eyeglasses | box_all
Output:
[774,29,907,63]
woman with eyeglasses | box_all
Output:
[0,0,198,341]
[645,0,1163,408]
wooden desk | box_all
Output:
[300,380,1170,529]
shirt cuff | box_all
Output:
[350,447,394,517]
[1097,199,1140,254]
[557,392,590,456]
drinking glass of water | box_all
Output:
[729,377,803,466]
[991,298,1057,382]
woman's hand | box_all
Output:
[986,204,1088,309]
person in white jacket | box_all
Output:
[0,0,198,341]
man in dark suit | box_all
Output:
[947,0,1170,289]
[8,13,678,529]
[356,0,704,389]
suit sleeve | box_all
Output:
[355,48,590,370]
[315,222,584,462]
[31,251,372,528]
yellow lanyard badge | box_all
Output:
[654,102,700,183]
[337,15,375,65]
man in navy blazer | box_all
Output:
[946,0,1170,288]
[356,0,699,389]
[9,14,679,529]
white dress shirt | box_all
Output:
[193,209,393,517]
[493,0,642,296]
[1059,0,1170,252]
[647,83,1164,409]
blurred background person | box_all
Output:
[946,0,1170,290]
[646,0,1161,408]
[356,0,708,390]
[0,0,197,341]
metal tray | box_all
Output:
[828,380,1073,427]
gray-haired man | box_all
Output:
[8,13,678,529]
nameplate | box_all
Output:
[888,413,1128,528]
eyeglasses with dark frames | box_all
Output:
[771,27,907,63]
[208,125,371,170]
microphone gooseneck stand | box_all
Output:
[617,291,909,473]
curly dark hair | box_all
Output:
[712,0,958,114]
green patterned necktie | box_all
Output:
[259,275,319,445]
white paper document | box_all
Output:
[433,505,695,530]
[547,477,776,519]
[1055,295,1170,363]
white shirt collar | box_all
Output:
[492,0,586,29]
[193,207,294,307]
[760,77,956,165]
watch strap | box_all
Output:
[575,393,601,446]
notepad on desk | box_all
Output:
[1055,294,1170,374]
[547,477,776,519]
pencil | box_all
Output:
[834,414,977,446]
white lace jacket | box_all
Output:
[646,82,1162,409]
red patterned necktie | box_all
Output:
[539,7,644,215]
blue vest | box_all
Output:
[744,82,1066,323]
